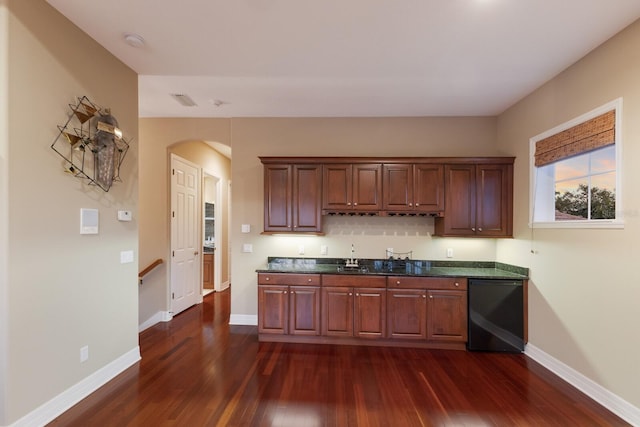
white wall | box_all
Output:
[3,1,139,424]
[496,18,640,411]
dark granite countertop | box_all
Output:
[256,257,528,280]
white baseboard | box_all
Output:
[525,344,640,426]
[229,314,257,325]
[9,347,141,427]
[138,311,172,332]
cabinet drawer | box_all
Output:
[387,276,467,290]
[258,273,321,286]
[322,274,386,288]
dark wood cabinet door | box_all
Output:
[323,164,352,211]
[354,287,386,338]
[427,290,467,342]
[387,289,427,339]
[322,286,354,337]
[353,164,382,211]
[292,165,322,232]
[203,253,214,289]
[263,165,292,232]
[476,164,512,237]
[436,164,476,236]
[289,286,321,335]
[258,285,289,335]
[414,164,444,212]
[383,164,413,211]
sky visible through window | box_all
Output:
[554,145,615,220]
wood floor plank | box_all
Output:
[48,289,630,427]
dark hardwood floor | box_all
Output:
[49,289,629,426]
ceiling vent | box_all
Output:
[170,93,197,107]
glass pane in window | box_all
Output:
[555,178,588,220]
[555,153,588,181]
[590,145,616,174]
[590,172,616,219]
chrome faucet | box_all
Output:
[345,244,359,267]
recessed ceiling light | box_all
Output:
[123,33,145,48]
[171,93,198,107]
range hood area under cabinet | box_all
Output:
[259,157,514,238]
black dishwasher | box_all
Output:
[468,279,524,353]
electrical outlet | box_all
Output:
[386,248,393,257]
[446,248,454,258]
[320,245,328,255]
[298,245,305,255]
[80,345,89,363]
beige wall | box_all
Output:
[1,0,9,422]
[3,0,138,424]
[138,119,231,326]
[229,117,505,317]
[496,19,640,409]
[138,117,505,324]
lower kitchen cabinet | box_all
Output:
[321,275,387,339]
[203,253,214,289]
[354,287,386,338]
[387,289,427,339]
[387,276,467,343]
[259,272,468,349]
[258,273,321,336]
[427,289,467,342]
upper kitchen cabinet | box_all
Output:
[383,163,444,214]
[323,163,382,214]
[434,159,514,237]
[262,162,322,233]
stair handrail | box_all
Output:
[139,258,163,284]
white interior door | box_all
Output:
[170,154,201,316]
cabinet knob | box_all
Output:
[429,295,433,299]
[471,227,476,232]
[349,292,353,296]
[354,202,358,206]
[265,277,270,281]
[194,251,199,255]
[284,290,288,294]
[409,203,413,207]
[416,203,420,207]
[455,282,459,287]
[308,278,312,282]
[396,280,401,285]
[356,293,360,297]
[478,227,483,232]
[348,202,352,206]
[422,295,426,298]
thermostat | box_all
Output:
[117,210,132,221]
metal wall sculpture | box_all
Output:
[51,96,130,192]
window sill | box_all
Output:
[529,220,624,229]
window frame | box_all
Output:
[529,98,623,229]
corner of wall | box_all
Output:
[0,1,9,423]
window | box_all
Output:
[530,99,622,228]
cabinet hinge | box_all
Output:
[172,168,175,175]
[172,292,175,300]
[172,211,175,218]
[172,250,175,257]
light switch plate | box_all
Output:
[241,224,251,233]
[242,243,253,253]
[120,250,134,264]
